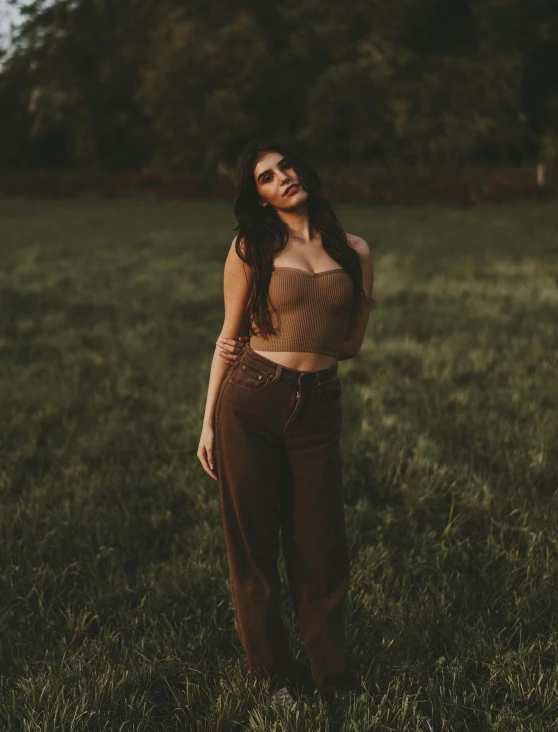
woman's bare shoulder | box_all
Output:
[345,232,370,257]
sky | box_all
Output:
[0,0,20,54]
[0,0,33,60]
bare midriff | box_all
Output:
[249,349,338,372]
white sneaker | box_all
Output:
[270,685,298,712]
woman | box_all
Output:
[197,138,374,710]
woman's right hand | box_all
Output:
[198,423,218,481]
[216,335,249,364]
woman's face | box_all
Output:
[253,151,308,210]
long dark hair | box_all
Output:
[232,137,374,339]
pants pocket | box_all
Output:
[230,360,273,391]
[317,373,342,400]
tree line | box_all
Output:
[0,0,557,174]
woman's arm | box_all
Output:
[202,236,253,429]
[202,348,235,429]
[342,234,374,358]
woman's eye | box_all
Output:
[262,162,291,183]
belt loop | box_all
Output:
[272,365,283,382]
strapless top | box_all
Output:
[249,267,354,359]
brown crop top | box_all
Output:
[249,266,355,359]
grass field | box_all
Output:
[0,197,557,731]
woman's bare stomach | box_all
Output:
[249,348,337,372]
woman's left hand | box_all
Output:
[215,335,250,365]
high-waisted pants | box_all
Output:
[214,343,358,695]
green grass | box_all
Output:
[0,197,557,731]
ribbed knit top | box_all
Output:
[249,266,354,359]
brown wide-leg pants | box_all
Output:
[214,343,358,696]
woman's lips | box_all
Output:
[284,184,299,196]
